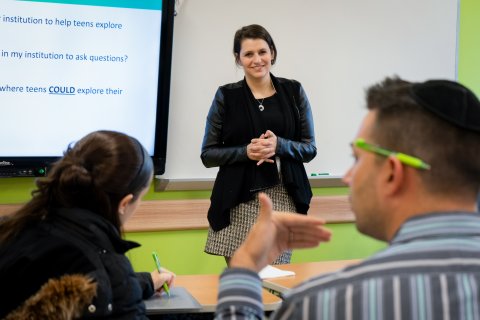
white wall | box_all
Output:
[162,0,458,179]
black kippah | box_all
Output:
[410,80,480,133]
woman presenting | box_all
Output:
[201,24,317,265]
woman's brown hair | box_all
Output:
[0,130,153,244]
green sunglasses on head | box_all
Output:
[353,138,431,170]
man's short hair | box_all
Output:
[366,77,480,197]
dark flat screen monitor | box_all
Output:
[0,0,174,176]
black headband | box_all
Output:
[127,137,153,193]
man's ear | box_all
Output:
[383,156,405,195]
[118,194,134,215]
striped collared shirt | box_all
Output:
[215,212,480,320]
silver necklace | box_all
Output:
[255,79,275,112]
[257,98,265,111]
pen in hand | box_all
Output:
[152,251,171,297]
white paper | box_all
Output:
[258,265,295,279]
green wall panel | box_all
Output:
[0,177,348,203]
[290,223,385,263]
[124,223,385,275]
[458,0,480,94]
[0,178,37,203]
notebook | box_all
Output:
[144,286,202,314]
[259,265,295,279]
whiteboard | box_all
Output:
[162,0,458,180]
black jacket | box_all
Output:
[201,74,316,231]
[0,208,154,319]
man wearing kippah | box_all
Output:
[214,77,480,320]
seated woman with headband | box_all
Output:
[0,130,175,319]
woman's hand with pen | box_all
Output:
[150,267,175,294]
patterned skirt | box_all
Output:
[204,183,297,264]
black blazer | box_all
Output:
[201,74,317,231]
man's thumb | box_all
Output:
[258,193,273,222]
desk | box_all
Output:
[147,274,282,314]
[262,259,361,294]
